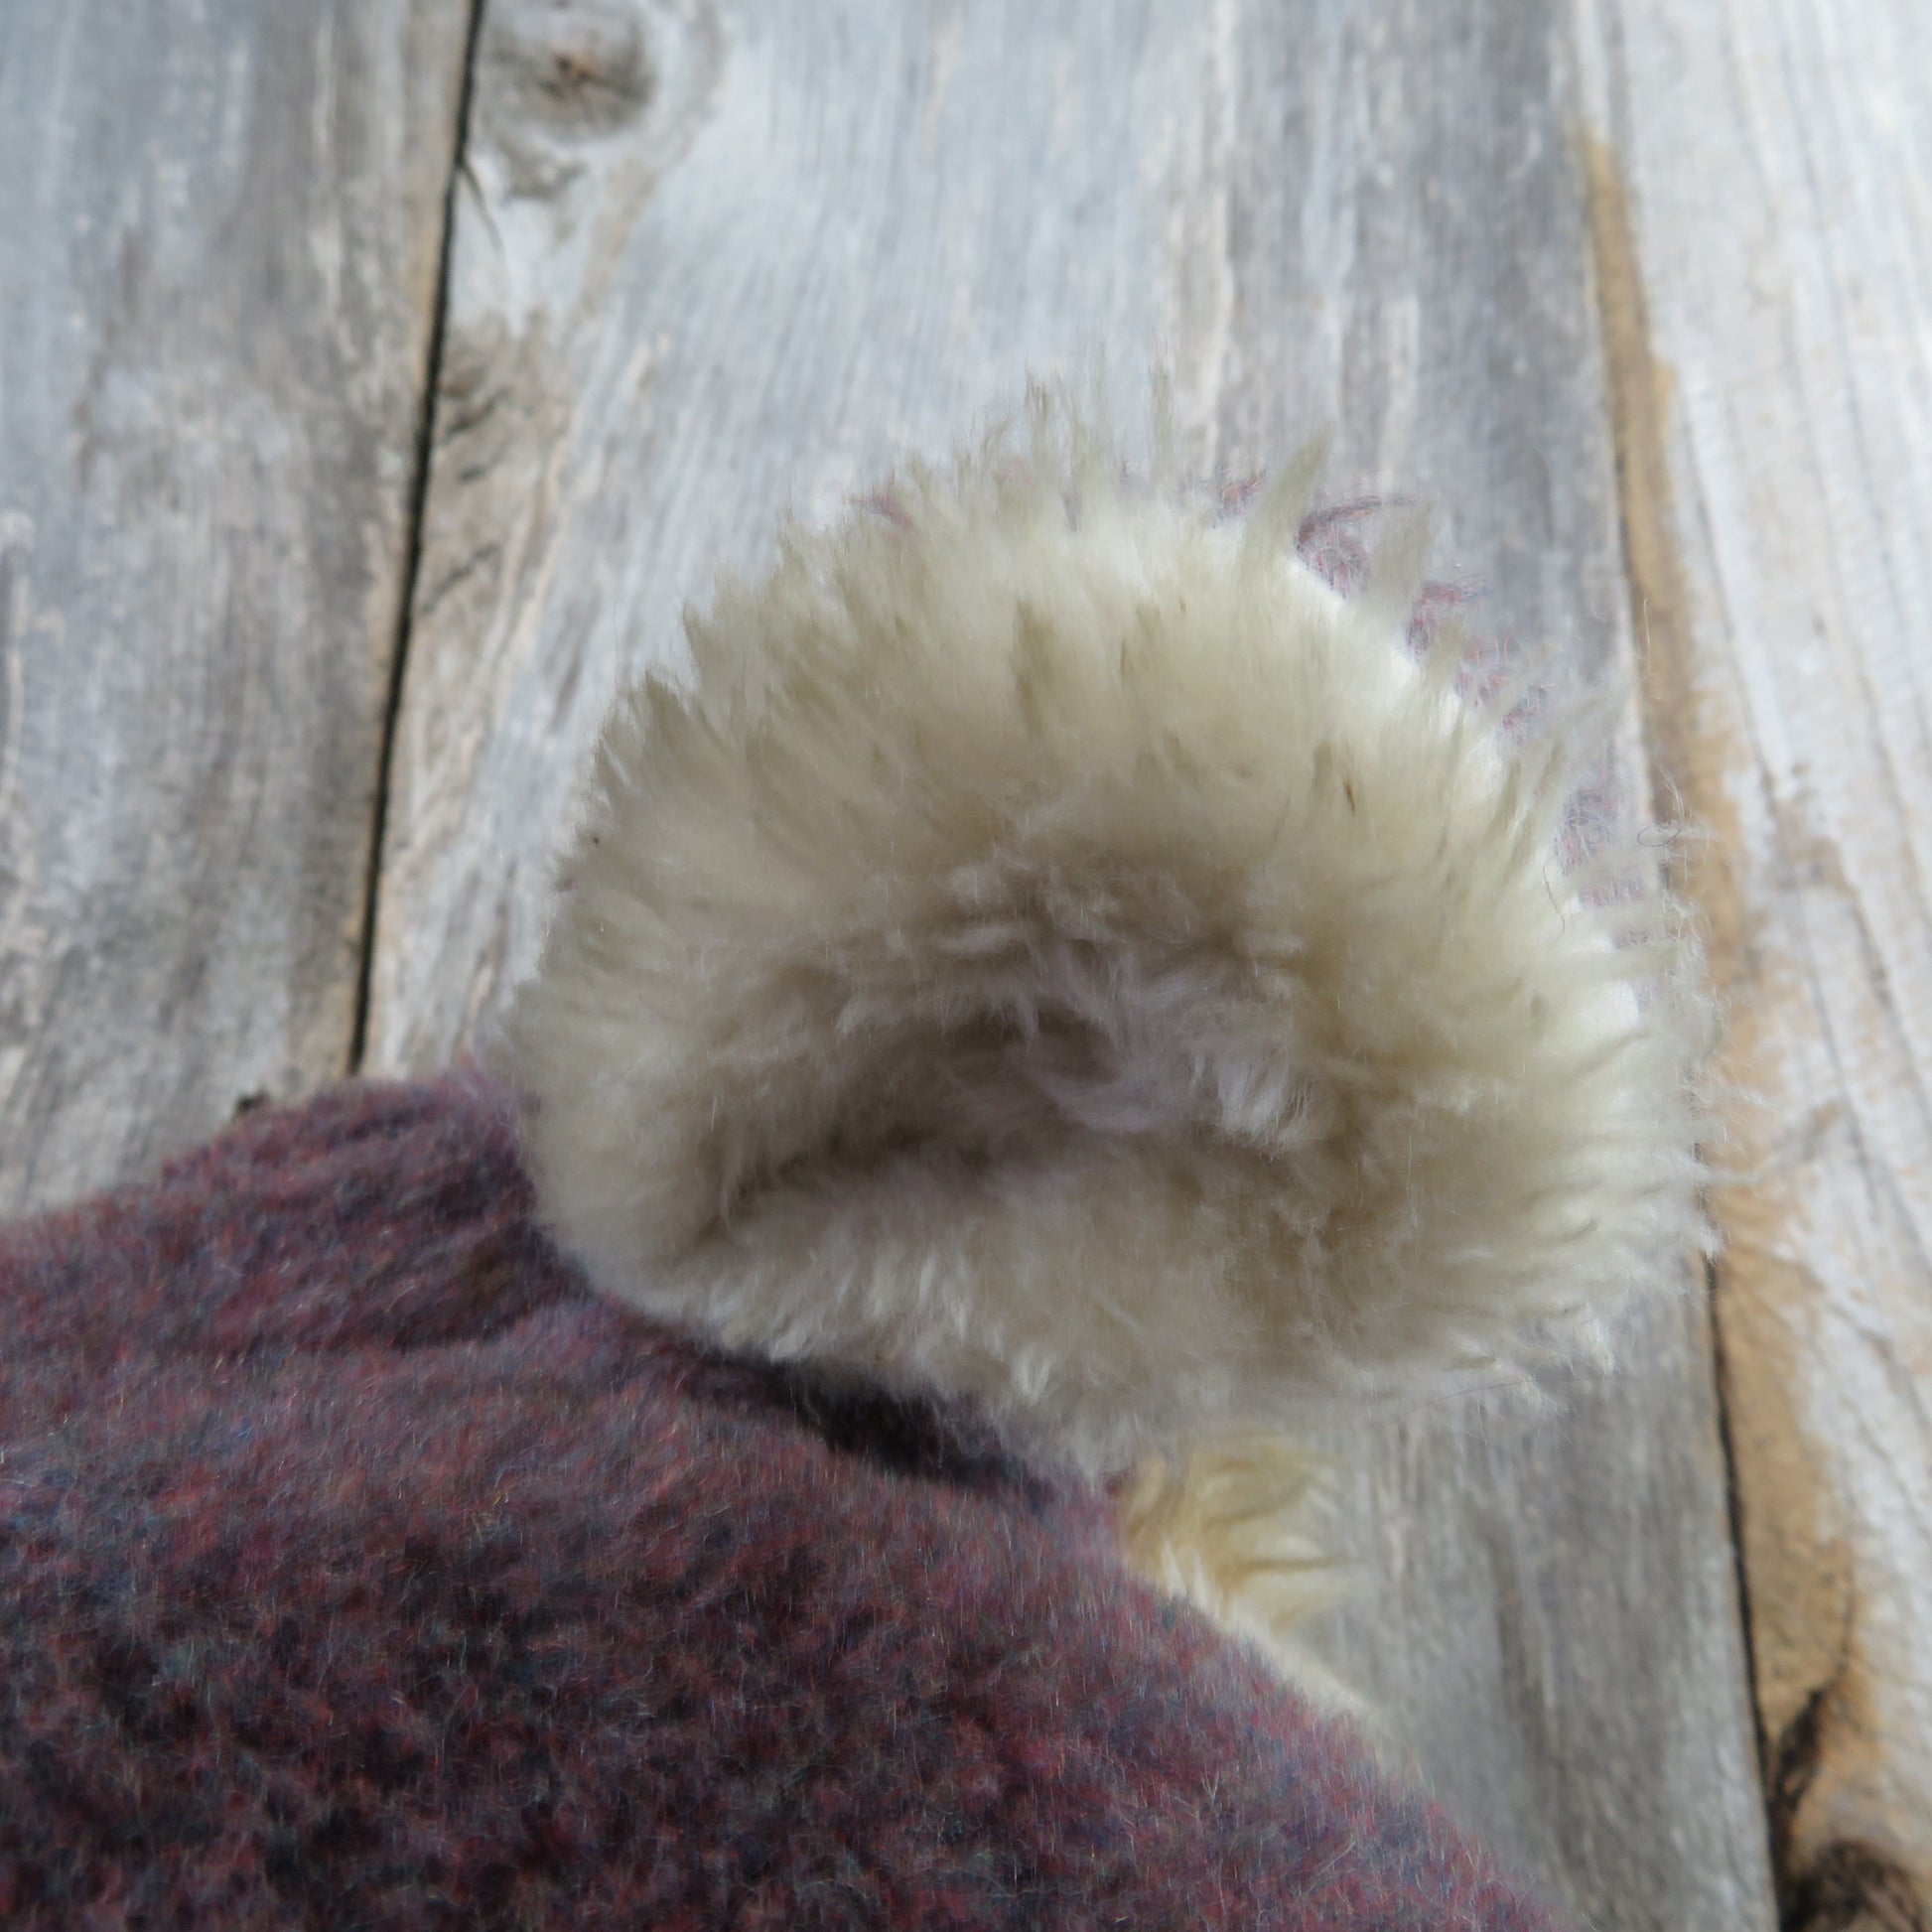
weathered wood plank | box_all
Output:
[1184,11,1775,1927]
[367,3,1774,1925]
[0,0,474,1213]
[1582,0,1932,1921]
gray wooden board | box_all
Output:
[1188,8,1774,1925]
[0,0,473,1214]
[366,2,1778,1925]
[1582,0,1932,1920]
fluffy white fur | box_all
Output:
[1117,1434,1359,1712]
[504,394,1709,1476]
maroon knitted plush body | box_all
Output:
[0,1076,1563,1929]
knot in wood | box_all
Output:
[488,0,654,137]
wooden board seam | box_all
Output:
[348,0,489,1076]
[1582,123,1924,1932]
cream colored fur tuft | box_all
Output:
[504,393,1711,1478]
[1116,1434,1361,1713]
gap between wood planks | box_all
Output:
[1581,109,1777,1850]
[1584,130,1926,1932]
[348,0,490,1076]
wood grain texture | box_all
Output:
[1185,10,1774,1926]
[1581,0,1932,1922]
[368,3,1775,1925]
[0,0,473,1213]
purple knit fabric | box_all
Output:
[0,1075,1565,1930]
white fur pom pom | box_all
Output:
[503,393,1710,1475]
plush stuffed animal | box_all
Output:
[0,392,1708,1928]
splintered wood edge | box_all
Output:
[1587,2,1932,1920]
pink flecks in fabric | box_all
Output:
[0,1075,1565,1931]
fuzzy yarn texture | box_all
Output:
[0,1075,1568,1930]
[506,397,1710,1474]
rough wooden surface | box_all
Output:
[1582,0,1932,1923]
[362,4,1777,1926]
[0,0,472,1214]
[1185,10,1774,1926]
